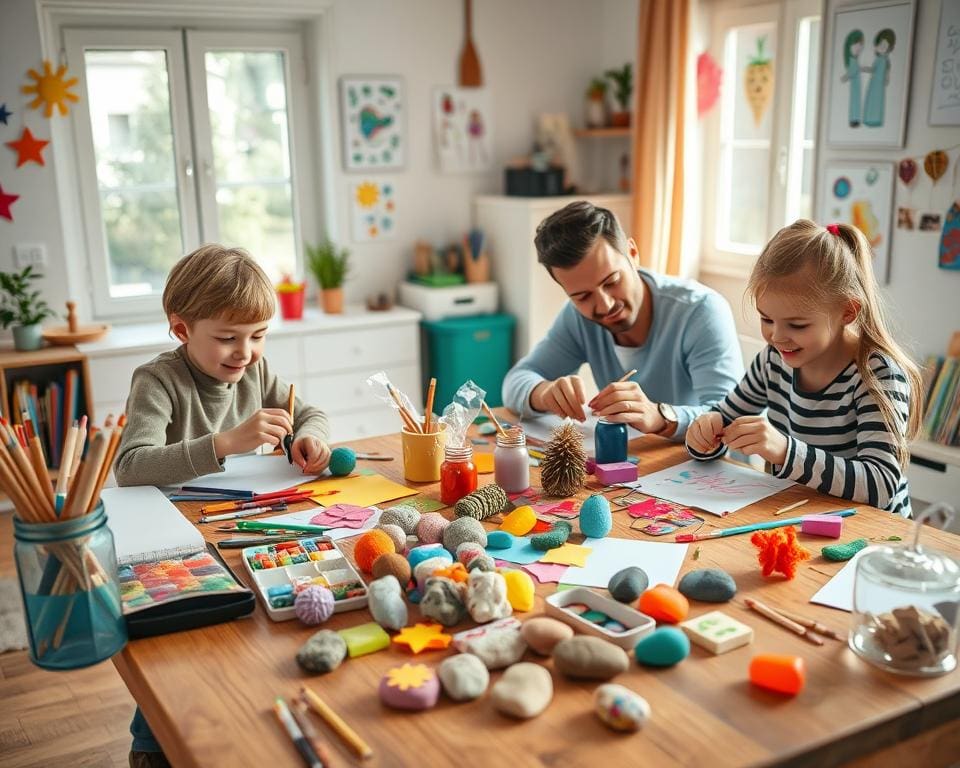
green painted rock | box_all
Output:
[530,521,572,551]
[608,566,649,603]
[678,568,737,602]
[486,530,515,550]
[634,627,690,667]
[822,538,869,562]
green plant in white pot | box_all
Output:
[306,239,350,314]
[0,267,55,351]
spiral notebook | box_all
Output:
[103,485,206,565]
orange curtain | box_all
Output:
[631,0,690,276]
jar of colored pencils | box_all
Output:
[14,501,127,670]
[440,445,478,505]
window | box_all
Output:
[64,29,316,318]
[701,0,822,276]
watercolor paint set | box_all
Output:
[545,587,655,650]
[241,536,368,622]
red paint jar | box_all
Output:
[440,445,477,505]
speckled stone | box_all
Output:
[678,568,737,603]
[443,516,488,554]
[463,624,528,669]
[530,521,572,551]
[296,630,347,674]
[553,636,629,680]
[416,512,451,545]
[376,523,408,554]
[438,653,490,701]
[420,576,467,626]
[608,566,649,603]
[579,494,612,538]
[594,684,651,732]
[380,505,421,534]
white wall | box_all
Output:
[0,0,640,322]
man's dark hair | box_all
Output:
[534,201,628,273]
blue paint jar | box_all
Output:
[595,418,628,464]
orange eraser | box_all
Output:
[638,584,689,624]
[749,653,806,695]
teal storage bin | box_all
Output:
[422,314,515,411]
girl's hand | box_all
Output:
[214,408,292,458]
[687,412,724,454]
[721,415,788,465]
[292,436,331,474]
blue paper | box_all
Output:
[486,536,544,564]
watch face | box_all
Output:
[659,402,678,423]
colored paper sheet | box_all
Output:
[485,536,544,565]
[539,543,592,567]
[627,498,676,518]
[392,496,446,514]
[265,507,383,542]
[474,453,495,474]
[561,537,688,589]
[297,473,417,508]
[521,562,569,583]
[310,504,375,529]
[177,454,323,496]
[532,500,579,519]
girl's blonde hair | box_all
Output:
[747,219,922,467]
[162,244,275,325]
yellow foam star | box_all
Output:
[355,181,380,208]
[22,61,79,118]
[385,663,434,691]
[391,622,452,654]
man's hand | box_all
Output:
[530,376,587,421]
[722,415,788,465]
[589,381,668,434]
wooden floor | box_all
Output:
[0,511,136,768]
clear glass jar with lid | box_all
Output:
[850,504,960,676]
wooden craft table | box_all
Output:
[112,430,960,767]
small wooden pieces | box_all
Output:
[680,610,754,654]
[42,301,109,345]
[865,606,953,670]
[392,622,453,653]
[749,654,806,695]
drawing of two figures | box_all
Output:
[840,28,896,128]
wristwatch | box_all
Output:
[654,402,678,435]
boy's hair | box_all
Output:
[747,219,922,467]
[534,201,629,274]
[163,244,275,325]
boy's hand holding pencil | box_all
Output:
[214,408,293,459]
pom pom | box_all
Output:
[354,529,396,574]
[294,585,335,626]
[329,446,357,476]
[416,512,450,544]
[455,484,507,520]
[751,527,810,579]
[372,552,412,585]
[540,423,586,497]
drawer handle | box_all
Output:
[910,455,946,473]
[454,297,475,305]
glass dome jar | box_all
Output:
[850,504,960,677]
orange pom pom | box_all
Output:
[354,529,396,574]
[750,527,810,580]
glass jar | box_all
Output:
[595,418,628,464]
[495,429,529,493]
[14,502,127,670]
[440,445,478,505]
[850,504,959,677]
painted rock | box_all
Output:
[608,566,650,603]
[634,626,690,667]
[579,494,612,538]
[553,636,629,680]
[521,616,574,656]
[379,505,421,534]
[407,543,452,572]
[466,570,512,624]
[491,662,553,718]
[296,629,347,674]
[437,653,490,701]
[463,623,528,669]
[371,552,412,585]
[502,569,536,612]
[368,575,408,631]
[638,584,689,623]
[416,512,450,545]
[443,516,488,553]
[594,683,651,732]
[420,577,467,626]
[678,568,737,603]
[456,541,487,565]
[530,521,573,551]
[379,663,440,710]
[466,553,497,572]
[486,530,515,550]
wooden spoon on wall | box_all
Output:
[459,0,482,87]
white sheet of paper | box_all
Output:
[560,537,688,589]
[521,413,599,446]
[176,454,321,496]
[103,486,204,565]
[636,458,794,516]
[264,506,383,542]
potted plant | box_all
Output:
[605,63,633,127]
[0,266,55,351]
[306,239,350,314]
[585,77,608,128]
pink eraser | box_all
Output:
[585,458,597,474]
[595,461,639,484]
[800,514,843,538]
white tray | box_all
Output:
[545,587,655,650]
[241,536,368,622]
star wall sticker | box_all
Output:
[0,104,11,125]
[0,184,20,222]
[6,127,49,167]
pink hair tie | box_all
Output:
[826,223,840,236]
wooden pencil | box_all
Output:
[480,401,508,437]
[423,377,436,433]
[70,415,88,479]
[88,415,125,514]
[301,685,372,760]
[56,420,79,495]
[616,368,638,383]
[743,597,824,646]
[775,608,845,641]
[291,698,334,767]
[63,433,108,519]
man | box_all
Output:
[502,201,743,439]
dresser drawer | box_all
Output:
[327,407,404,444]
[266,336,303,380]
[303,364,420,416]
[302,325,418,375]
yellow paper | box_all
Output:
[539,543,593,568]
[297,473,417,508]
[474,453,495,474]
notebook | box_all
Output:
[103,486,205,565]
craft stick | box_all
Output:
[387,384,421,434]
[744,598,824,646]
[423,377,436,433]
[774,499,809,517]
[301,685,373,760]
[616,368,638,383]
[62,433,108,519]
[480,401,508,438]
[57,420,79,495]
[775,608,845,641]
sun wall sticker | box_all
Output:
[22,61,79,117]
[350,180,396,243]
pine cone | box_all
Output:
[540,423,586,497]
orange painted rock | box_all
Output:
[749,654,806,695]
[638,584,689,624]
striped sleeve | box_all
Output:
[773,359,910,509]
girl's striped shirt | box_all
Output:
[688,346,912,516]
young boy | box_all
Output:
[115,244,330,767]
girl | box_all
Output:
[686,219,921,516]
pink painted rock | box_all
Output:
[378,663,441,711]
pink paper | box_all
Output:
[521,562,569,583]
[627,498,675,519]
[531,500,579,519]
[310,504,374,528]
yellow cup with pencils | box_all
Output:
[402,423,447,482]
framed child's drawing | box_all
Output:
[339,76,405,171]
[930,0,960,126]
[825,0,915,148]
[431,87,493,173]
[817,161,895,284]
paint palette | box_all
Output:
[545,587,655,650]
[241,536,368,622]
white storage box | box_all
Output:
[398,281,498,321]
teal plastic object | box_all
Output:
[422,314,515,409]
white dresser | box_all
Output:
[76,306,422,443]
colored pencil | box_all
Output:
[423,377,436,433]
[675,508,856,542]
[237,520,329,534]
[217,536,295,548]
[301,685,372,760]
[291,698,333,768]
[199,503,288,524]
[774,499,809,517]
[274,696,324,768]
[743,598,825,646]
[617,368,638,383]
[180,486,254,499]
[55,420,78,495]
[201,490,313,514]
